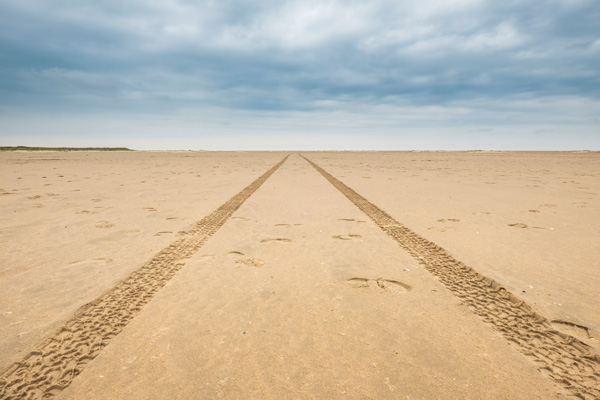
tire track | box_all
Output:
[0,155,288,400]
[302,155,599,399]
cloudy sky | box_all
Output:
[1,0,599,150]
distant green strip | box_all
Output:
[0,146,133,151]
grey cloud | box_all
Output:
[0,0,599,148]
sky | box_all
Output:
[1,0,599,150]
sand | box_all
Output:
[305,151,600,345]
[0,151,598,399]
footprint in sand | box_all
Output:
[427,227,453,233]
[509,223,529,229]
[235,257,265,268]
[508,223,553,230]
[274,223,291,227]
[347,278,412,294]
[261,238,292,243]
[143,207,157,212]
[154,231,173,236]
[338,218,367,223]
[437,218,460,223]
[332,234,362,241]
[95,221,115,229]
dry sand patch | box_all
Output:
[59,155,560,399]
[1,151,598,399]
[305,151,600,349]
[0,151,285,372]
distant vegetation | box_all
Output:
[0,146,133,151]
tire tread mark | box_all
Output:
[0,155,288,400]
[302,155,599,400]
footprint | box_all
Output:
[236,257,265,268]
[527,210,540,213]
[154,231,173,236]
[509,223,552,230]
[508,223,528,229]
[332,234,362,241]
[437,218,460,223]
[27,195,42,200]
[347,278,412,294]
[274,223,290,227]
[68,258,113,266]
[166,217,178,220]
[227,251,245,256]
[427,227,450,232]
[95,221,115,229]
[143,207,157,212]
[261,238,292,243]
[339,218,367,224]
[232,216,251,221]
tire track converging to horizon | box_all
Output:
[0,155,289,400]
[302,155,600,399]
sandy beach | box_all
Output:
[1,151,598,399]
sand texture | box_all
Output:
[0,151,598,399]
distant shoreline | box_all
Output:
[0,146,133,151]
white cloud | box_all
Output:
[211,1,370,50]
[1,0,599,149]
[459,23,525,51]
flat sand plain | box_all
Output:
[0,151,598,399]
